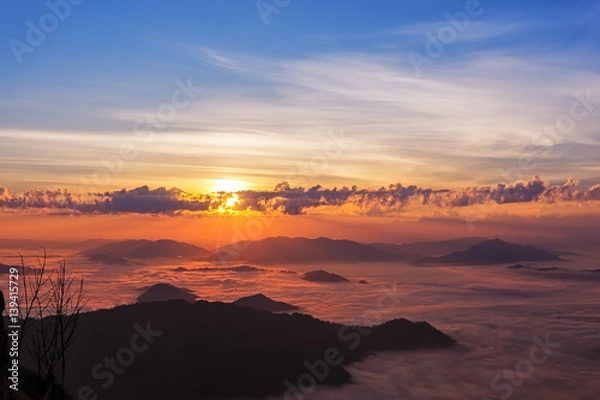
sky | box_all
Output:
[0,0,599,242]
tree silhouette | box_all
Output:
[15,249,86,399]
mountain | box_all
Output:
[373,236,488,257]
[137,283,198,303]
[174,265,264,273]
[420,238,563,265]
[302,270,350,283]
[18,299,454,399]
[507,263,528,269]
[0,262,17,274]
[81,239,210,259]
[233,293,300,312]
[211,236,414,264]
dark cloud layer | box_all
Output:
[1,177,599,216]
[90,186,212,214]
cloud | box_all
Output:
[308,20,530,45]
[0,187,80,210]
[89,186,212,214]
[386,21,525,42]
[3,47,600,193]
[1,177,600,216]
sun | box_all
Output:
[225,194,240,208]
[210,179,247,193]
[215,193,240,214]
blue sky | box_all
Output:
[0,0,599,192]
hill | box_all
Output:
[81,239,210,259]
[25,300,454,399]
[373,236,488,257]
[233,293,300,312]
[420,238,563,265]
[302,270,350,283]
[211,236,415,264]
[137,283,198,303]
[0,262,18,274]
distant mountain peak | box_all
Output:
[233,293,300,312]
[302,270,350,283]
[471,238,511,248]
[82,239,210,259]
[137,283,197,303]
[419,238,562,265]
[246,293,270,300]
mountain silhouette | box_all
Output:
[375,236,488,257]
[302,270,350,283]
[137,283,198,303]
[420,238,563,265]
[507,263,528,269]
[233,293,300,312]
[174,265,264,273]
[211,236,412,264]
[19,299,454,399]
[82,239,210,259]
[79,236,507,265]
[0,263,17,274]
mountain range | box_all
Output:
[210,236,412,264]
[80,236,563,265]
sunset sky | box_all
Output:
[1,0,599,243]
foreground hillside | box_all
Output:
[28,300,455,399]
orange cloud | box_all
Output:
[1,176,600,217]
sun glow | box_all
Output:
[225,194,240,208]
[214,193,241,214]
[210,179,248,193]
